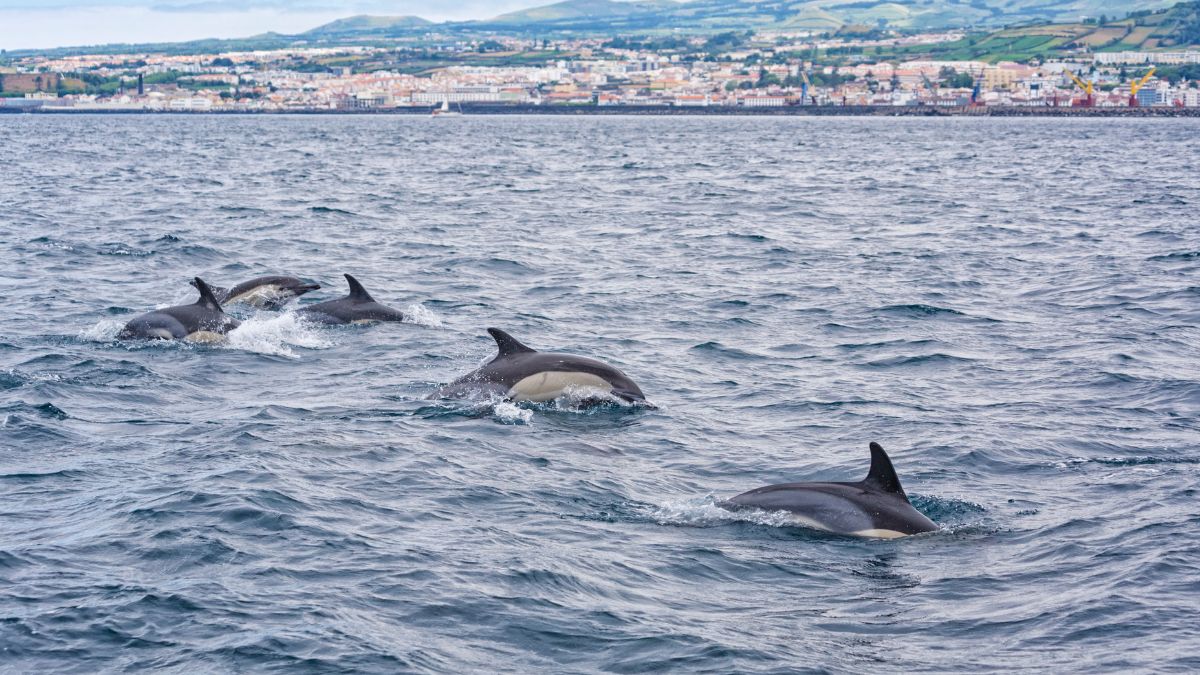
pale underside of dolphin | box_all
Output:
[191,275,319,310]
[434,328,648,404]
[722,442,938,539]
[296,274,405,325]
[119,277,240,342]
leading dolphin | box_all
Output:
[118,277,240,341]
[434,328,649,404]
[190,275,319,310]
[721,442,938,539]
[296,274,405,325]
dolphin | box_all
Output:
[118,277,241,342]
[190,275,319,310]
[296,274,405,325]
[721,442,938,539]
[433,328,648,404]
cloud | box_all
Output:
[0,1,543,49]
[0,0,538,16]
[0,7,342,49]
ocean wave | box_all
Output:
[4,115,1199,673]
[874,303,978,319]
[1148,251,1200,262]
[688,341,768,360]
[861,353,977,368]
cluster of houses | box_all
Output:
[3,40,1199,111]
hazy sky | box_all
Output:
[0,1,549,50]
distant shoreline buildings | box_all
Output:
[2,34,1199,113]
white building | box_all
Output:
[411,87,504,104]
[739,95,788,107]
[168,97,212,110]
[1093,51,1200,65]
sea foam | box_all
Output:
[225,312,332,358]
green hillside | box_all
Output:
[10,0,1198,59]
[890,2,1200,62]
[490,0,677,24]
[472,0,1182,33]
[303,15,432,37]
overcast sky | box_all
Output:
[0,1,549,50]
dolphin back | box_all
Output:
[296,274,404,323]
[118,277,239,341]
[118,312,189,340]
[226,276,321,308]
[434,328,647,404]
[723,443,937,538]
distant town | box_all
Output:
[3,20,1200,114]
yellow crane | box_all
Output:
[1129,67,1156,107]
[1064,68,1095,107]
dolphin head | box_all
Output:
[287,281,322,297]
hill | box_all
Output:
[897,1,1200,62]
[490,0,678,24]
[9,0,1197,59]
[470,0,1182,33]
[303,15,432,38]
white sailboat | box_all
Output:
[431,98,463,117]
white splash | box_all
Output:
[32,239,76,252]
[548,385,629,412]
[403,303,444,328]
[490,398,534,425]
[646,496,806,529]
[78,319,126,342]
[434,389,534,424]
[224,312,332,358]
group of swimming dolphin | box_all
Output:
[117,273,939,539]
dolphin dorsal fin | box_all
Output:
[487,328,536,357]
[192,277,224,313]
[344,274,374,303]
[189,278,227,298]
[863,442,906,496]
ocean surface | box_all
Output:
[1,114,1198,672]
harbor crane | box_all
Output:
[920,72,937,95]
[801,69,814,105]
[1128,67,1156,107]
[1064,68,1095,107]
[917,71,939,105]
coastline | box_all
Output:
[4,103,1200,117]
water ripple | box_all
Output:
[1,115,1199,672]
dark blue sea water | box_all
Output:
[2,114,1199,672]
